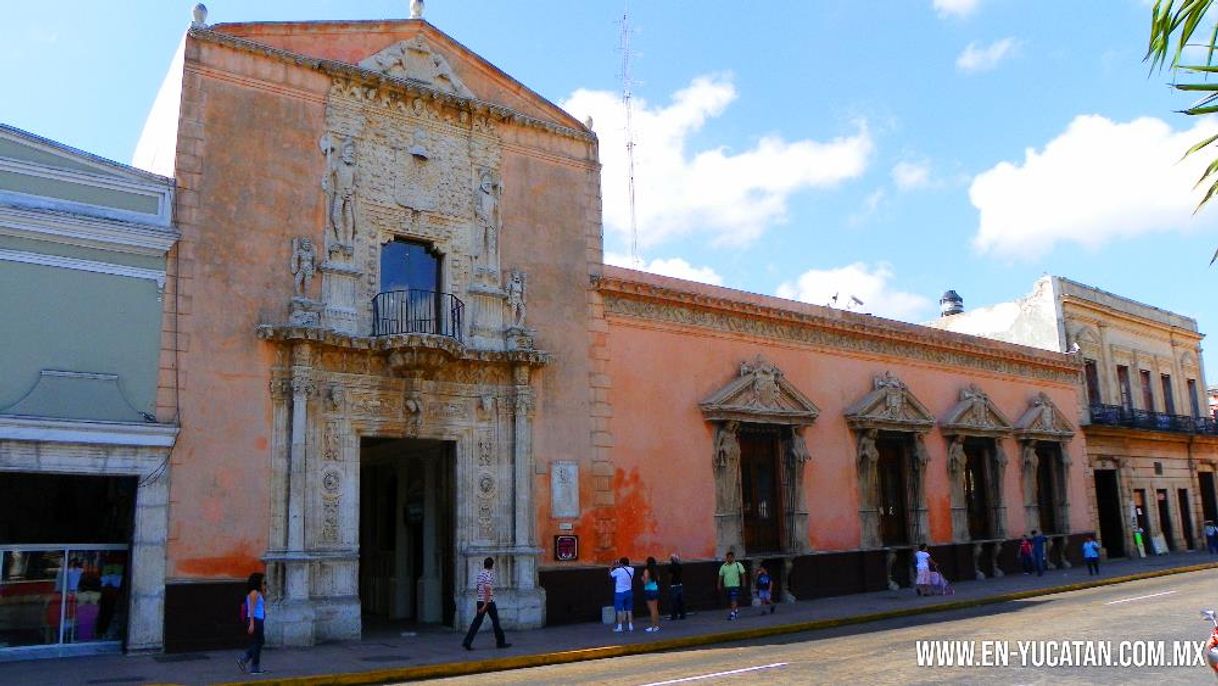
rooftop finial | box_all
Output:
[191,3,208,28]
[410,0,424,20]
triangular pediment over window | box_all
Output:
[1013,392,1075,442]
[940,383,1013,437]
[699,356,819,426]
[844,371,935,433]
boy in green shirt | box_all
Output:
[717,551,747,620]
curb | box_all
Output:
[218,560,1218,686]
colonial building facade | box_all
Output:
[133,10,1095,651]
[0,124,178,658]
[930,276,1218,559]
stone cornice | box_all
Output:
[597,274,1082,385]
[0,204,178,256]
[256,324,551,367]
[189,28,595,145]
[0,414,179,448]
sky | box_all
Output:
[2,0,1216,379]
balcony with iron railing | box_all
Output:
[1088,403,1218,436]
[372,289,464,340]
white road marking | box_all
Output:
[1105,590,1177,605]
[637,662,788,686]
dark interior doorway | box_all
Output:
[963,438,993,540]
[876,433,910,546]
[1200,472,1218,526]
[359,437,455,630]
[1093,469,1125,557]
[1035,443,1060,534]
[739,426,782,554]
[1156,489,1174,552]
[1177,489,1195,550]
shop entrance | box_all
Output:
[0,473,135,655]
[1156,489,1175,551]
[359,438,455,630]
[1092,469,1125,557]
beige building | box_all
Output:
[931,276,1217,559]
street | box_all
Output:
[423,569,1218,685]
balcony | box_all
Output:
[1088,403,1218,436]
[372,289,464,341]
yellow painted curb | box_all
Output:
[217,561,1218,686]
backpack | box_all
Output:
[757,572,771,590]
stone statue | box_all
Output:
[1021,441,1038,474]
[947,436,966,475]
[321,134,357,247]
[788,428,809,466]
[507,269,526,327]
[1034,393,1055,431]
[290,237,316,296]
[713,421,740,470]
[475,169,501,259]
[875,371,905,418]
[740,357,780,408]
[857,429,880,506]
[410,0,424,19]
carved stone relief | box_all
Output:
[358,36,476,99]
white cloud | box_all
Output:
[562,75,872,248]
[956,38,1017,73]
[604,251,724,286]
[970,114,1218,258]
[934,0,981,18]
[775,262,932,321]
[892,161,931,190]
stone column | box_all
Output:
[783,427,810,553]
[1056,444,1072,535]
[504,363,545,628]
[911,435,931,543]
[1021,441,1040,533]
[948,436,970,543]
[274,343,317,646]
[712,421,744,557]
[991,441,1008,539]
[126,468,169,652]
[856,429,881,549]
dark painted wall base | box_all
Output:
[539,533,1093,626]
[164,581,248,653]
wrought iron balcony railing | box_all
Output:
[372,289,464,340]
[1088,403,1218,436]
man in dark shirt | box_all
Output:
[668,553,686,620]
[1032,529,1048,577]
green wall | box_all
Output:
[0,170,160,215]
[0,260,164,417]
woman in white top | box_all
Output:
[914,543,932,596]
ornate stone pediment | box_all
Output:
[358,36,475,98]
[1013,392,1075,442]
[699,355,819,426]
[940,383,1012,437]
[844,371,935,433]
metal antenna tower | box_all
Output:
[619,2,640,266]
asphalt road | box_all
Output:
[420,569,1218,685]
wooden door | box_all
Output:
[877,436,909,546]
[739,430,781,553]
[964,439,992,540]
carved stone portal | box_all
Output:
[1014,392,1074,535]
[844,371,936,548]
[941,384,1014,543]
[700,356,819,558]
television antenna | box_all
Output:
[619,2,640,266]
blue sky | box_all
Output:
[3,1,1216,378]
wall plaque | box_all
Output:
[555,535,579,562]
[550,461,579,519]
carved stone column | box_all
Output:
[319,258,361,334]
[1056,445,1072,535]
[990,542,1005,578]
[273,343,318,646]
[911,435,931,543]
[991,441,1008,539]
[948,436,970,543]
[856,429,881,549]
[1021,440,1041,534]
[884,548,899,591]
[784,427,810,553]
[712,421,744,558]
[972,542,986,581]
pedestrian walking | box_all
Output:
[914,543,932,596]
[667,553,686,620]
[461,557,511,650]
[1031,529,1048,576]
[1018,535,1034,574]
[1082,535,1101,576]
[236,572,267,675]
[1205,521,1218,554]
[642,556,661,632]
[610,557,635,632]
[754,564,775,615]
[717,551,746,620]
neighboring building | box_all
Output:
[1209,384,1217,418]
[0,124,178,658]
[132,8,1092,651]
[930,276,1218,559]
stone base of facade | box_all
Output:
[456,587,546,631]
[539,534,1091,626]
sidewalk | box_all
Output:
[4,551,1217,686]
